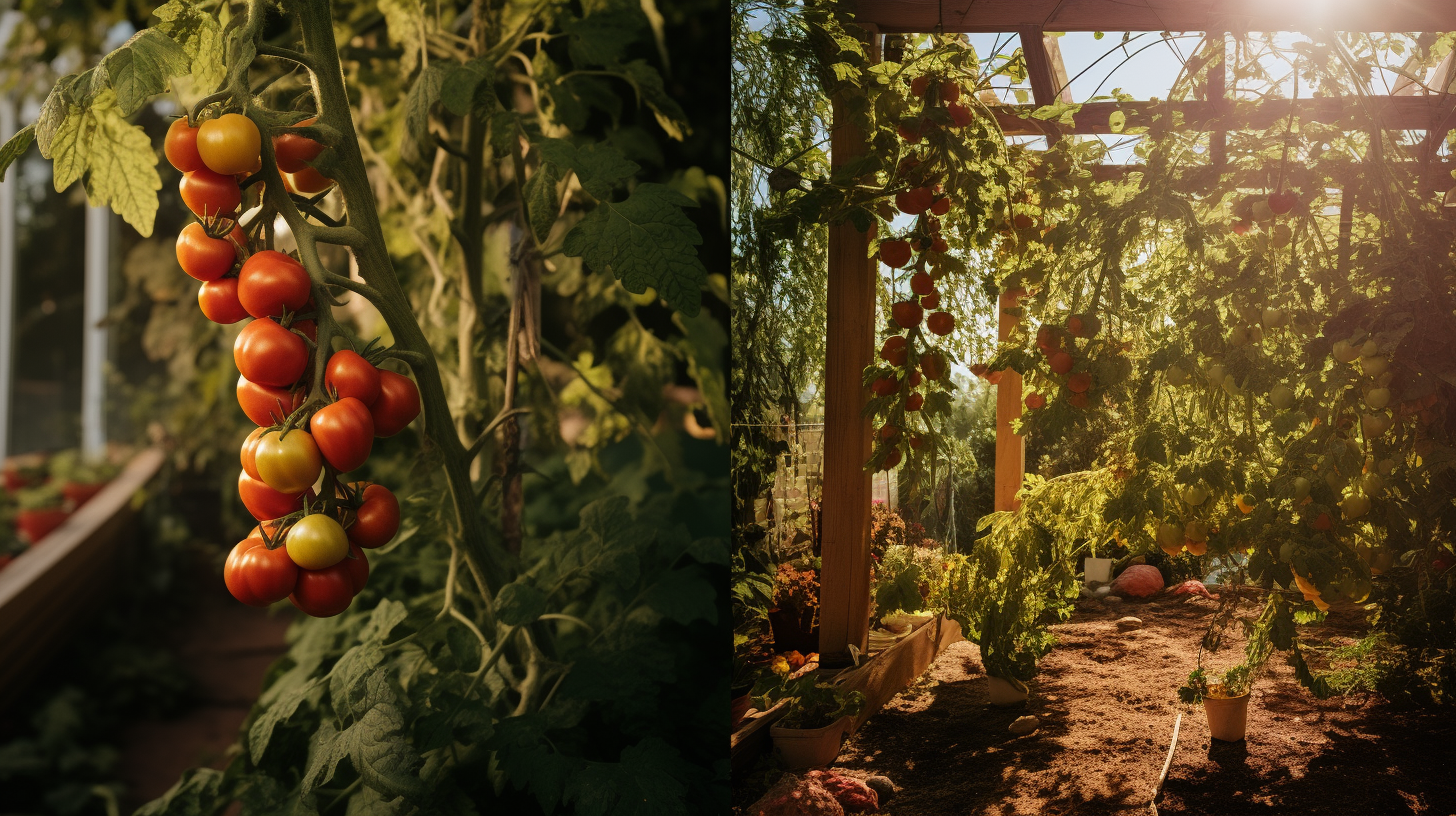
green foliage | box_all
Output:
[16,483,64,510]
[755,674,865,730]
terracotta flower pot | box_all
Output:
[1204,692,1250,742]
[770,715,852,769]
[62,481,106,508]
[17,508,70,544]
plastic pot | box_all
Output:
[1084,557,1114,584]
[986,674,1029,706]
[1204,692,1250,742]
[768,607,819,654]
[770,715,852,769]
[17,508,70,544]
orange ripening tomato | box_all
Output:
[238,471,307,521]
[197,113,261,176]
[177,222,244,282]
[198,278,250,324]
[180,169,242,219]
[237,375,305,426]
[288,166,334,194]
[240,427,266,480]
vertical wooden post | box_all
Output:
[994,292,1025,512]
[1209,32,1227,170]
[819,26,879,665]
[1018,28,1061,143]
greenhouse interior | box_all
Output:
[732,0,1456,814]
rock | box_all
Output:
[1094,585,1112,597]
[806,771,879,813]
[747,774,845,816]
[864,776,895,801]
[1103,595,1123,603]
[1078,585,1098,599]
[1115,616,1143,631]
[1009,715,1040,735]
[1109,564,1164,598]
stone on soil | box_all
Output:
[747,774,845,816]
[1103,595,1123,603]
[1009,715,1040,735]
[1115,616,1143,631]
[864,776,894,800]
[806,771,879,813]
[1109,564,1164,598]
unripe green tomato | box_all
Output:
[286,514,350,570]
[1206,364,1226,386]
[1292,476,1311,502]
[1365,388,1390,411]
[1166,364,1189,386]
[1332,340,1359,363]
[1342,493,1371,519]
[1359,355,1389,378]
[1269,384,1295,411]
[1360,339,1379,357]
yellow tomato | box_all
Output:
[254,429,322,494]
[285,514,349,570]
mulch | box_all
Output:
[824,591,1456,816]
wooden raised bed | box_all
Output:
[0,447,166,711]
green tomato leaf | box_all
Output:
[644,565,719,625]
[329,643,387,725]
[0,124,35,182]
[673,309,728,443]
[81,90,163,236]
[377,0,426,75]
[99,29,191,116]
[440,58,496,118]
[496,580,548,626]
[619,59,690,141]
[402,63,446,164]
[485,715,582,813]
[49,104,92,191]
[564,738,691,816]
[537,138,640,201]
[153,0,226,91]
[248,676,325,764]
[562,183,706,316]
[133,768,226,816]
[560,12,643,67]
[1108,109,1126,133]
[524,159,563,243]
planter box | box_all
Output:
[771,715,852,769]
[0,448,165,712]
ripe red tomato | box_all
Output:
[910,272,934,295]
[177,222,244,282]
[1068,372,1093,393]
[891,300,923,328]
[370,370,421,436]
[906,393,924,412]
[947,102,973,127]
[240,427,266,480]
[289,166,334,194]
[342,543,369,593]
[238,471,306,520]
[920,352,946,381]
[292,319,318,342]
[348,483,399,549]
[180,169,242,218]
[310,397,374,472]
[921,290,941,309]
[165,119,205,173]
[224,537,299,606]
[1267,191,1297,215]
[940,81,961,103]
[880,335,908,366]
[882,448,903,469]
[894,188,934,215]
[1069,392,1090,408]
[1049,351,1075,375]
[926,311,954,336]
[325,350,381,405]
[234,319,308,387]
[274,117,325,173]
[238,251,311,318]
[254,429,323,493]
[290,562,356,617]
[197,113,261,176]
[237,375,305,426]
[910,75,930,96]
[871,377,896,396]
[198,278,250,324]
[879,240,912,268]
[930,197,951,216]
[1026,393,1047,409]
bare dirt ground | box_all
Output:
[832,592,1456,816]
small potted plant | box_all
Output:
[16,484,69,544]
[49,449,119,509]
[762,674,866,769]
[768,558,821,654]
[3,453,48,492]
[1178,664,1255,741]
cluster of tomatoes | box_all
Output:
[1020,310,1101,409]
[865,74,972,471]
[164,109,420,617]
[1230,190,1299,239]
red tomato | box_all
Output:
[237,375,305,426]
[240,427,266,480]
[199,278,250,324]
[274,117,324,174]
[292,319,318,342]
[238,471,306,521]
[177,222,244,282]
[224,537,299,606]
[238,251,311,318]
[180,169,242,218]
[325,350,381,405]
[234,319,308,387]
[926,311,954,336]
[891,300,923,328]
[290,563,356,617]
[288,166,334,194]
[310,397,374,472]
[165,119,205,172]
[370,370,421,437]
[342,543,369,593]
[348,483,399,549]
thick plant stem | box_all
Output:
[284,0,506,594]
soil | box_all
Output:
[828,591,1456,816]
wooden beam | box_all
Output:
[819,27,880,666]
[990,95,1456,136]
[854,0,1456,35]
[1208,32,1227,169]
[1018,28,1062,143]
[993,291,1025,512]
[1077,162,1454,192]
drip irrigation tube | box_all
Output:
[1149,709,1184,814]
